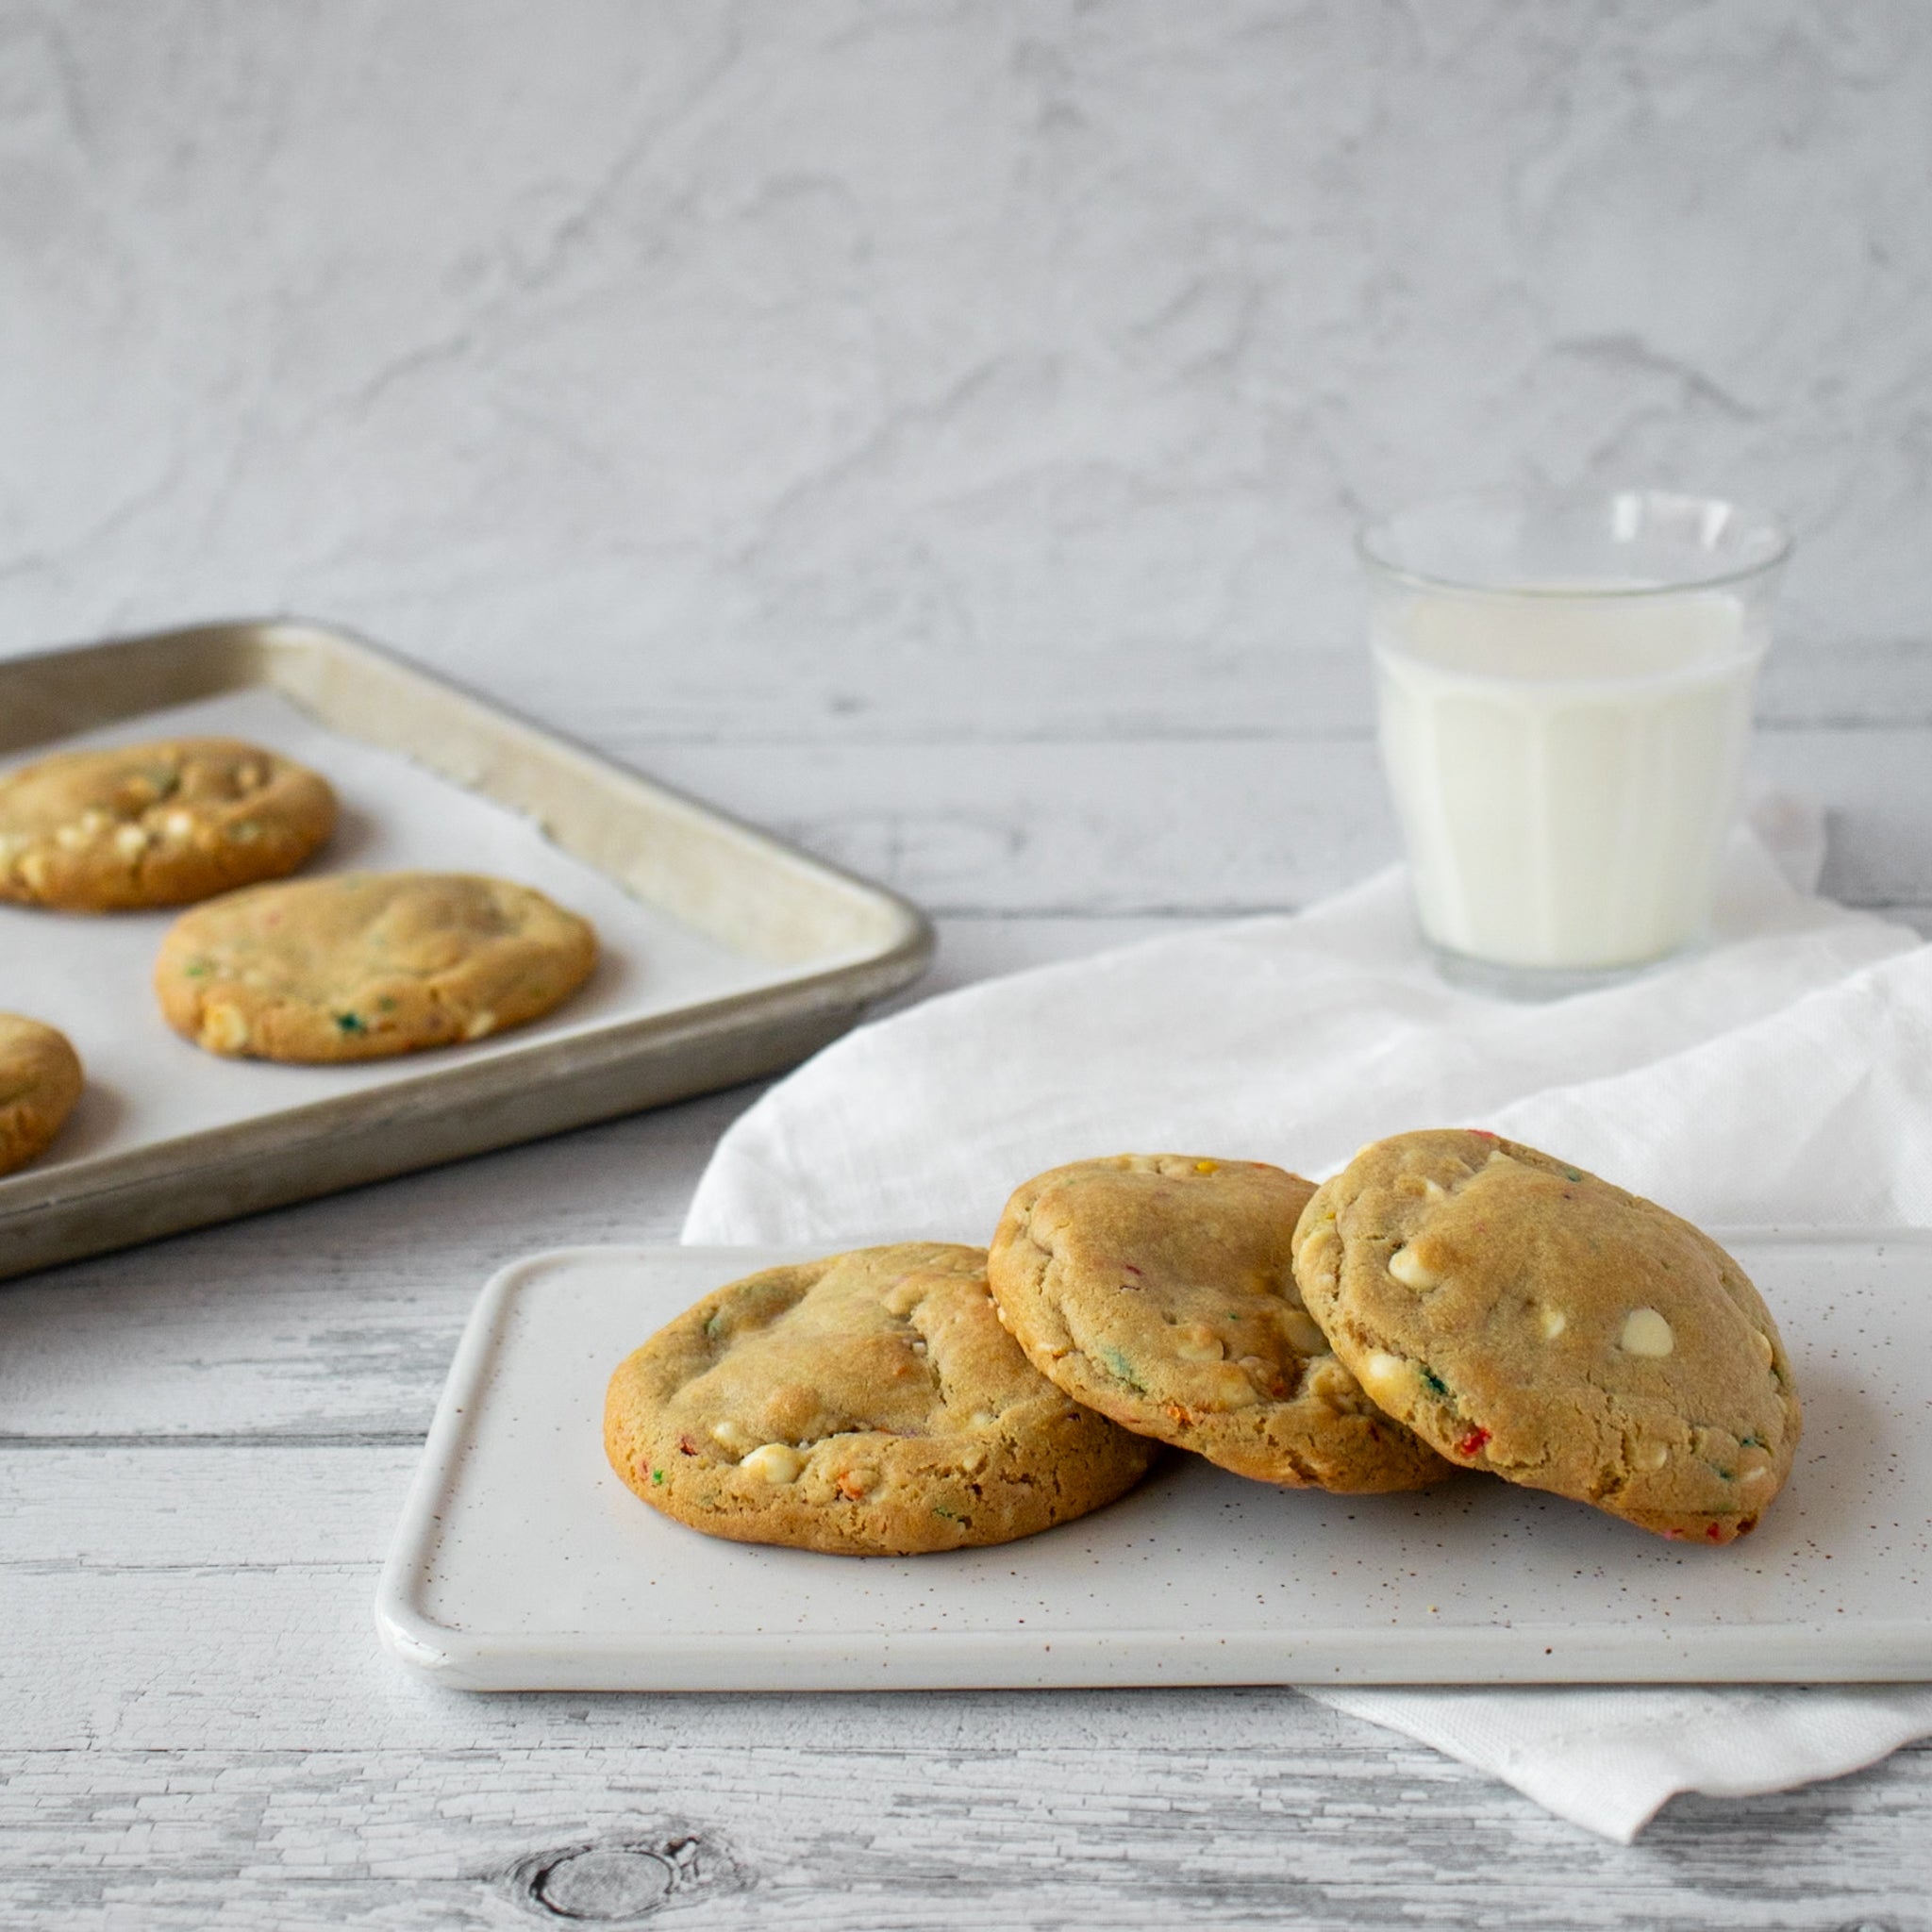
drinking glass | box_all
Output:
[1358,488,1791,997]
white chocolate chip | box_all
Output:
[1619,1307,1674,1357]
[1357,1351,1412,1407]
[78,808,109,833]
[1422,1178,1448,1203]
[1633,1440,1670,1472]
[1388,1246,1440,1291]
[163,810,196,841]
[1172,1324,1224,1363]
[1740,1465,1771,1485]
[1751,1329,1774,1368]
[200,1003,251,1055]
[54,824,90,851]
[1485,1147,1515,1167]
[710,1418,753,1453]
[1281,1308,1328,1356]
[1205,1362,1259,1407]
[1538,1307,1568,1341]
[740,1442,805,1484]
[880,1278,923,1318]
[1304,1357,1364,1413]
[462,1010,496,1041]
[1295,1225,1338,1276]
[113,824,150,858]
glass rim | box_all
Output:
[1356,487,1794,600]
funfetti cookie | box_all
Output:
[0,1014,84,1176]
[605,1243,1157,1556]
[0,738,336,910]
[155,871,597,1062]
[1292,1129,1802,1544]
[987,1156,1453,1492]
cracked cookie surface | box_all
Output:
[0,1013,83,1175]
[1292,1129,1801,1542]
[986,1156,1451,1492]
[605,1243,1157,1555]
[155,871,597,1062]
[0,738,335,909]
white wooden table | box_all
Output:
[3,644,1929,1931]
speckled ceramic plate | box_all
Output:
[375,1232,1932,1690]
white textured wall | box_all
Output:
[2,0,1926,738]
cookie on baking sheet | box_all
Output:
[0,738,336,910]
[1291,1129,1802,1544]
[0,1013,84,1176]
[604,1242,1158,1556]
[986,1156,1452,1493]
[154,871,598,1062]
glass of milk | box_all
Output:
[1359,489,1791,995]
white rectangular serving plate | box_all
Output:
[375,1233,1932,1690]
[0,621,930,1278]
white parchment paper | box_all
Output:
[0,689,785,1171]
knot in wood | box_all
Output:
[507,1831,724,1922]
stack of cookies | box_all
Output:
[0,734,599,1175]
[607,1132,1802,1556]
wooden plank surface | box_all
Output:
[632,728,1932,920]
[3,714,1929,1927]
[5,1442,1932,1929]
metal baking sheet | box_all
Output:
[0,620,931,1278]
[375,1233,1931,1690]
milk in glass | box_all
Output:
[1372,587,1767,972]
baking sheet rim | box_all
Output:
[0,618,934,1269]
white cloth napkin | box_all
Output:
[683,802,1932,1839]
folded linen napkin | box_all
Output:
[683,802,1932,1839]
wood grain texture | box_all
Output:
[4,1428,1930,1928]
[633,729,1932,918]
[6,1734,1931,1931]
[3,752,1931,1924]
